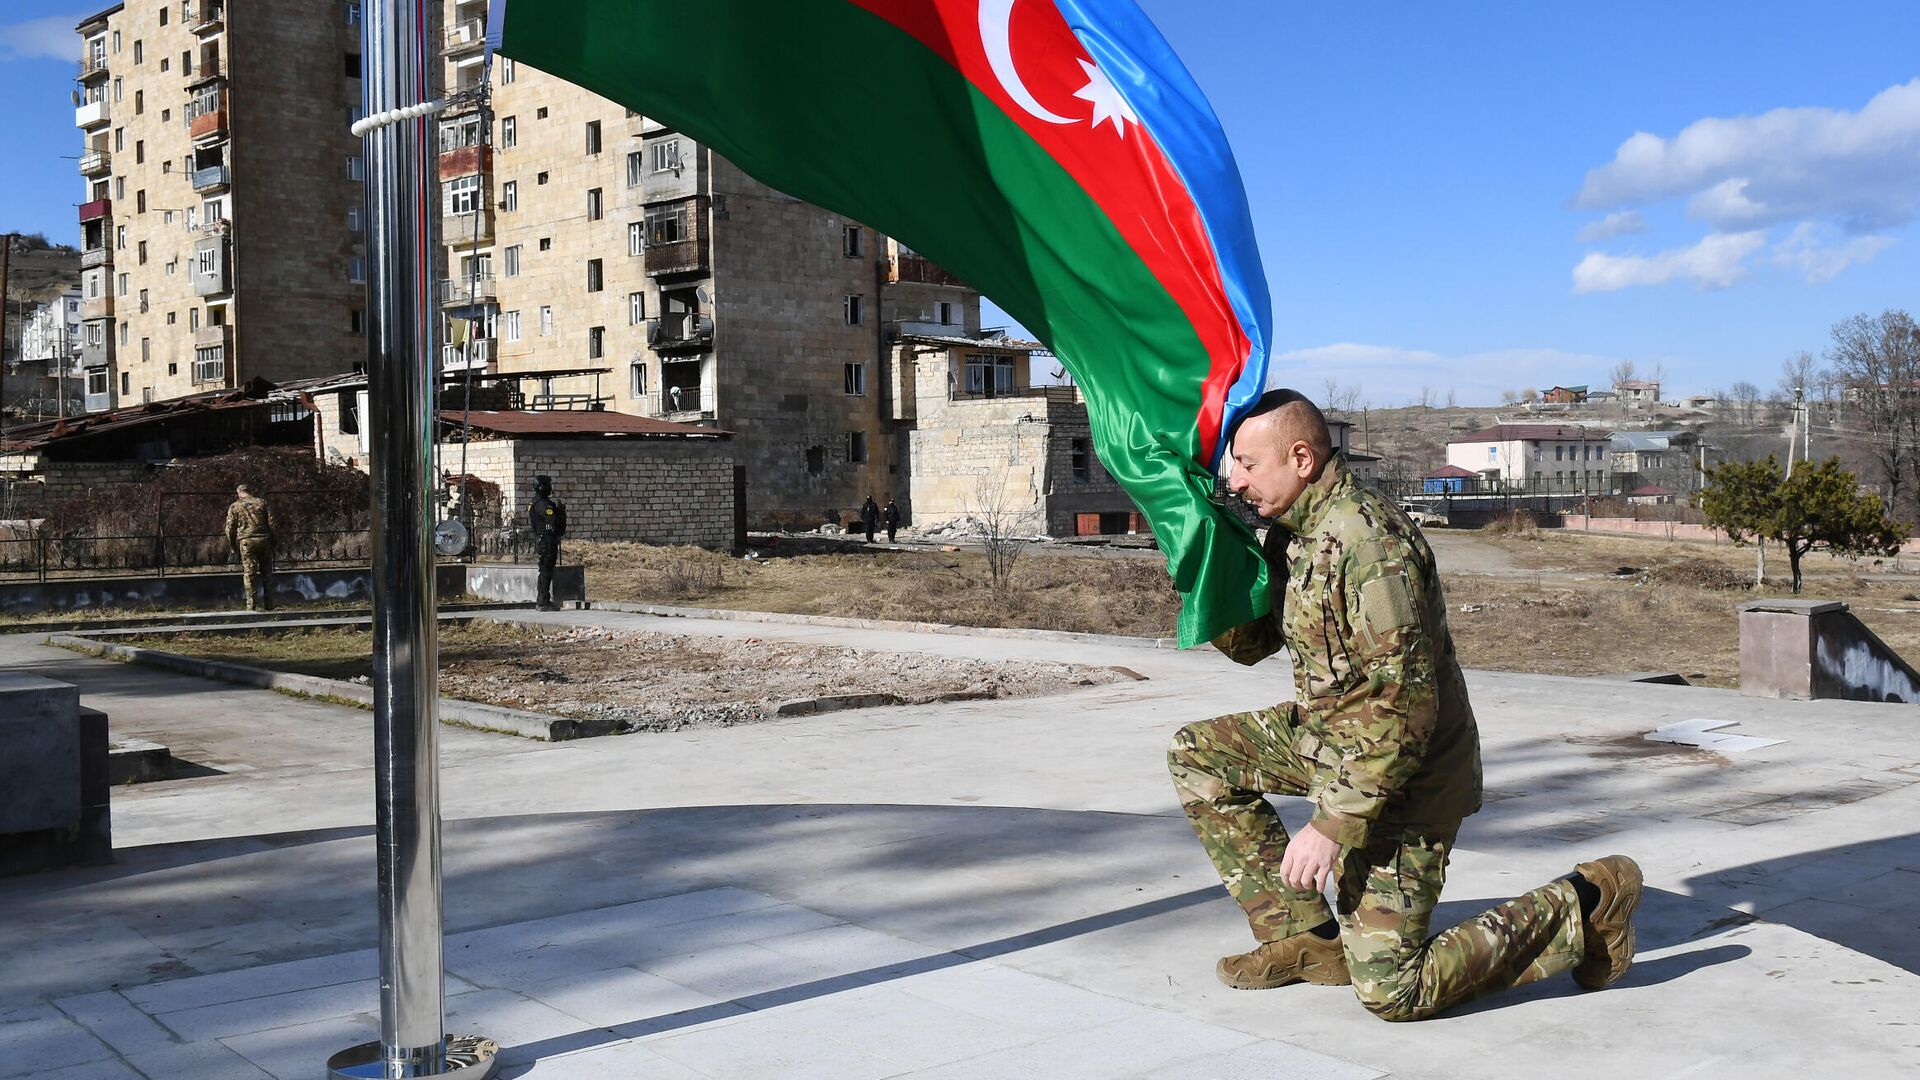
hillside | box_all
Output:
[1336,400,1732,483]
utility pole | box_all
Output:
[1,233,12,440]
[1786,385,1804,479]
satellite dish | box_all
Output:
[433,517,469,556]
[71,90,82,106]
[695,286,711,305]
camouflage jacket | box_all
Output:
[224,495,276,546]
[1213,458,1481,848]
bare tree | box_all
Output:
[1417,386,1435,409]
[1500,389,1519,405]
[1608,359,1638,390]
[1827,309,1920,518]
[969,473,1029,594]
[1776,351,1818,404]
[1521,387,1540,403]
[1730,381,1762,427]
[1445,388,1457,408]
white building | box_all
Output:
[20,289,82,365]
[1614,379,1661,407]
[1446,424,1613,492]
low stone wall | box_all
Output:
[0,564,583,617]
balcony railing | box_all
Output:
[189,100,229,141]
[440,208,493,244]
[656,386,704,415]
[439,275,498,306]
[75,98,110,129]
[78,150,111,176]
[191,165,231,193]
[186,54,226,89]
[185,1,225,35]
[79,247,111,270]
[444,19,486,54]
[82,295,113,321]
[442,339,493,369]
[77,55,109,81]
[78,198,111,223]
[648,315,715,354]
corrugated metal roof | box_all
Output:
[445,410,731,438]
[1611,430,1696,451]
[0,382,274,453]
[1425,464,1479,479]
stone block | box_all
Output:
[0,675,82,833]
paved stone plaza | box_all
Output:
[2,608,1916,1078]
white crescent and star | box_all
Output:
[978,0,1138,138]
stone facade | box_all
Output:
[455,438,736,549]
[894,336,1138,537]
[73,0,370,413]
[435,5,978,530]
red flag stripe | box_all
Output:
[846,0,1250,460]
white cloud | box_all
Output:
[0,14,88,63]
[1272,343,1638,405]
[1576,211,1647,243]
[1576,78,1920,232]
[1572,231,1767,294]
[1770,221,1897,284]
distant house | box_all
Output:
[1610,430,1709,493]
[1680,394,1717,410]
[1615,380,1661,406]
[1626,484,1679,506]
[1543,385,1589,405]
[1422,464,1478,494]
[1446,424,1613,492]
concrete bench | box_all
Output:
[0,676,111,875]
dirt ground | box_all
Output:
[120,621,1133,732]
[574,529,1920,688]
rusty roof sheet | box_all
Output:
[0,381,274,453]
[444,410,732,439]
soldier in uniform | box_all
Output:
[224,484,278,612]
[528,475,567,611]
[1169,389,1643,1021]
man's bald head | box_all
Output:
[1231,389,1333,466]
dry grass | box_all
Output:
[573,541,1184,638]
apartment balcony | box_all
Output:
[189,100,229,142]
[185,55,226,90]
[77,55,109,82]
[438,145,491,181]
[75,98,110,130]
[648,315,715,355]
[78,150,111,177]
[186,1,225,36]
[192,235,231,296]
[889,251,969,287]
[79,246,111,271]
[78,198,111,223]
[444,19,486,56]
[646,239,710,278]
[82,294,113,321]
[79,334,113,370]
[442,338,493,370]
[439,275,498,307]
[441,208,493,245]
[191,165,232,194]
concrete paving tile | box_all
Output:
[520,965,729,1029]
[19,1062,143,1080]
[633,941,863,1006]
[445,989,594,1067]
[890,963,1153,1034]
[121,948,377,1013]
[125,1040,274,1079]
[218,1013,374,1080]
[447,888,780,956]
[779,984,1035,1070]
[155,980,375,1043]
[899,1010,1257,1079]
[51,990,173,1056]
[645,1009,908,1080]
[1130,1038,1385,1080]
[0,1012,115,1079]
[504,1040,708,1079]
[753,923,946,975]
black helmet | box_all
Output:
[534,475,553,494]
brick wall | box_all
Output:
[460,437,736,549]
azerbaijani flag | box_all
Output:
[489,0,1275,647]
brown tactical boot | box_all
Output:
[1216,930,1350,990]
[1573,855,1643,989]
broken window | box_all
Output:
[847,431,868,464]
[645,204,687,246]
[1071,438,1090,483]
[806,447,826,476]
[844,362,866,396]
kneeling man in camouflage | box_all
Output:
[1169,389,1641,1021]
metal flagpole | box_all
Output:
[329,1,494,1076]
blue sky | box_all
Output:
[4,1,1917,404]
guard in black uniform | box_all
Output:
[529,475,567,611]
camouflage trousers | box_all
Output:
[1169,704,1586,1021]
[238,538,273,611]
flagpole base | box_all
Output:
[326,1034,499,1078]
